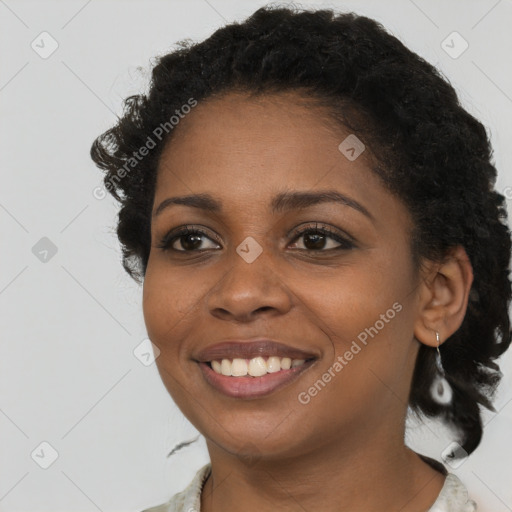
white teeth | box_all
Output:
[266,356,281,373]
[248,356,267,377]
[221,359,231,376]
[209,356,309,377]
[231,358,248,376]
[281,357,292,370]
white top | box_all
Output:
[141,462,477,512]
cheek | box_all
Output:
[300,256,411,343]
[298,253,415,389]
[142,258,196,351]
[142,260,206,415]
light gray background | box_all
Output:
[1,0,511,510]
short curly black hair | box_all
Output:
[90,5,511,457]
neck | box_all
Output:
[200,422,446,512]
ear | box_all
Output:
[414,245,474,347]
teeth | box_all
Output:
[231,358,248,376]
[248,356,267,377]
[281,357,291,370]
[266,356,281,373]
[209,356,309,377]
[221,359,231,376]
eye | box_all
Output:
[288,223,355,251]
[156,226,221,252]
[156,222,355,254]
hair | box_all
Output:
[90,4,511,458]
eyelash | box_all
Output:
[156,223,355,253]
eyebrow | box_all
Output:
[153,190,374,220]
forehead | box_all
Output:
[154,90,377,199]
[151,91,414,246]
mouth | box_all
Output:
[207,355,314,376]
[194,339,319,399]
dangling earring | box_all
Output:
[430,331,453,405]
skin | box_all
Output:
[142,90,474,512]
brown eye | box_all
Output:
[157,227,221,252]
[289,225,355,251]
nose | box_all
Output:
[206,246,293,323]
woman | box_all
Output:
[90,5,511,511]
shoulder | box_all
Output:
[140,463,212,512]
[427,472,478,512]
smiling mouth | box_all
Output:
[198,356,317,399]
[194,339,319,398]
[207,356,315,377]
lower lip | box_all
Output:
[198,360,316,399]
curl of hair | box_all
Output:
[90,5,511,457]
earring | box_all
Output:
[430,331,453,405]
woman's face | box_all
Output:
[143,91,425,461]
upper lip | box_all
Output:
[194,339,318,362]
